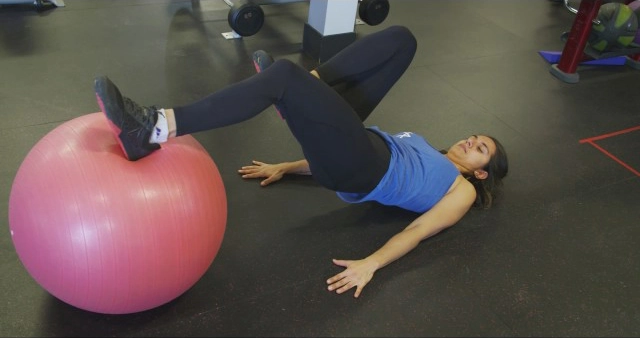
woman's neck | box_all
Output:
[444,153,472,175]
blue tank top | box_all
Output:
[336,127,459,213]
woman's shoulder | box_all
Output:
[446,175,477,201]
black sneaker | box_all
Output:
[252,50,284,120]
[94,75,160,161]
[252,49,274,73]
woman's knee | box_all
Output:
[270,58,303,77]
[386,25,417,52]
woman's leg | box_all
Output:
[173,25,417,132]
[315,25,417,122]
[174,59,389,192]
[98,58,389,192]
[241,26,416,123]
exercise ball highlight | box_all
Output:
[588,2,638,52]
[8,112,227,314]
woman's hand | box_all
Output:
[238,160,288,186]
[326,258,378,298]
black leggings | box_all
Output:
[173,25,417,193]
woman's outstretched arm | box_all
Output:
[326,176,477,298]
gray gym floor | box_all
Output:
[1,0,639,336]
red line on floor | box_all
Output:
[583,140,640,177]
[579,125,640,143]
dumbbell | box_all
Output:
[227,0,265,37]
[359,0,390,26]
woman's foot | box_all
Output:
[252,49,274,73]
[94,75,161,161]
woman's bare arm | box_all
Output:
[327,176,477,298]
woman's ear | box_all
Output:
[474,169,488,180]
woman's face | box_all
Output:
[446,135,496,174]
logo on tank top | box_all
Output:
[395,132,413,138]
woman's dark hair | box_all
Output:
[441,136,509,209]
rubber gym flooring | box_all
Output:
[1,0,639,336]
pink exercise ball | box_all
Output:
[8,112,227,314]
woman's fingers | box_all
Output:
[238,160,282,185]
[260,179,274,186]
[336,281,356,294]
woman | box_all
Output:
[95,25,508,298]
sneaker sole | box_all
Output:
[95,93,134,161]
[253,60,262,74]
